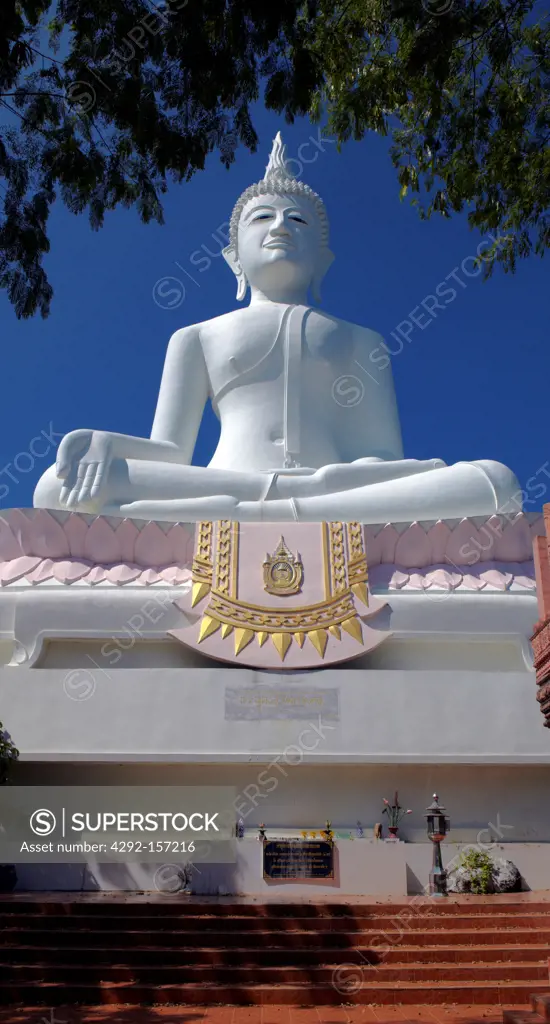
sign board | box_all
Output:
[263,839,334,880]
[225,687,339,721]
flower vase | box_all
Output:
[385,825,400,842]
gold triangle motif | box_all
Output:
[234,628,255,655]
[328,624,341,639]
[351,582,369,607]
[256,631,269,647]
[272,632,292,660]
[198,616,221,642]
[341,616,363,644]
[295,632,306,648]
[308,629,328,658]
[191,581,211,607]
[220,622,233,639]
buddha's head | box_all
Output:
[223,133,334,303]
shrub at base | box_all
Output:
[447,849,521,894]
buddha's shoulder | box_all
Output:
[306,309,383,348]
[169,309,242,340]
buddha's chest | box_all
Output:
[203,305,353,402]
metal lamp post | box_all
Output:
[425,794,450,897]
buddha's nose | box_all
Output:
[270,217,291,237]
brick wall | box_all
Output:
[531,504,550,726]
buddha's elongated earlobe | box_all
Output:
[311,248,335,305]
[223,244,248,302]
[233,268,246,299]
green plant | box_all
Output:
[2,1,549,319]
[457,848,494,894]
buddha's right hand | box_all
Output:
[56,429,113,508]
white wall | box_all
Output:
[10,836,550,895]
[36,636,527,672]
[0,664,547,764]
[11,761,550,842]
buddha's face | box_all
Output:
[237,192,323,295]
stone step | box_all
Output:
[2,913,550,931]
[1,927,549,947]
[0,1006,529,1023]
[1,905,548,921]
[0,899,547,1010]
[2,910,550,926]
[5,943,549,966]
[1,979,549,1006]
[0,962,547,985]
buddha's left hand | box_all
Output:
[56,429,113,507]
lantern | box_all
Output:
[425,794,450,896]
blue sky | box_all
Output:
[0,107,547,512]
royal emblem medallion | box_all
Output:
[263,537,304,596]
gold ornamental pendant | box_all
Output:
[262,537,304,596]
[172,520,389,667]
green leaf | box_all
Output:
[1,0,548,315]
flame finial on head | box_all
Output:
[227,131,329,253]
[264,131,297,184]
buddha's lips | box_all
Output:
[263,241,294,250]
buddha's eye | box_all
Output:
[252,214,272,221]
[289,215,307,224]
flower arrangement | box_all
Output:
[382,791,412,830]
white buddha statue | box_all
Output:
[34,133,519,524]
